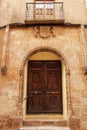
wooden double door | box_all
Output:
[26,61,63,114]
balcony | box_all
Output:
[25,2,64,25]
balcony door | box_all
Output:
[34,0,55,19]
[26,60,63,114]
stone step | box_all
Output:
[19,126,70,130]
[23,120,67,127]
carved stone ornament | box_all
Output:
[34,26,56,38]
[40,26,50,38]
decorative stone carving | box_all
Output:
[50,26,56,37]
[34,26,56,38]
[40,26,50,38]
[34,26,39,37]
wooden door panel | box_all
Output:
[46,70,61,91]
[45,92,62,113]
[29,61,44,69]
[27,93,44,113]
[46,61,61,69]
[29,70,44,91]
[27,61,45,113]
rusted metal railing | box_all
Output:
[25,2,64,21]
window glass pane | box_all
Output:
[36,2,44,9]
[46,2,53,9]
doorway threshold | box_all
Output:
[25,114,64,120]
[23,119,67,127]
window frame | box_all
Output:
[34,0,55,19]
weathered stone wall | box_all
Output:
[0,0,87,27]
[0,26,87,130]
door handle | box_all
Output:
[52,92,55,94]
[34,91,38,94]
[51,92,60,94]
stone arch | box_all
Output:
[21,47,69,70]
[19,47,72,120]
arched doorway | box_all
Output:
[21,48,70,120]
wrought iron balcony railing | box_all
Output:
[25,2,64,24]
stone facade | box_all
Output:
[0,0,87,130]
[0,25,87,130]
